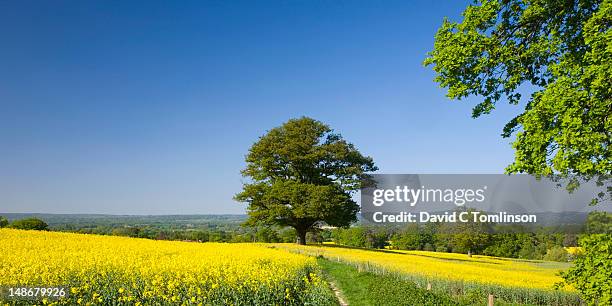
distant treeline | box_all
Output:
[331,226,575,261]
[0,214,295,243]
[61,224,301,243]
[330,212,611,262]
[0,213,247,229]
[2,212,609,262]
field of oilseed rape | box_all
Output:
[0,229,336,305]
[275,244,582,305]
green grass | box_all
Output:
[317,257,464,306]
[280,244,582,306]
[316,257,576,305]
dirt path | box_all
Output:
[329,281,348,306]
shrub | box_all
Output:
[543,246,569,262]
[0,216,8,228]
[561,234,612,305]
[10,218,48,231]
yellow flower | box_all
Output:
[0,229,327,304]
[274,243,573,291]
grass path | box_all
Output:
[317,257,461,306]
[328,280,348,306]
[276,244,581,305]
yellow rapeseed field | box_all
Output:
[274,244,572,291]
[0,229,334,305]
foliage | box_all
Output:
[437,209,493,255]
[424,0,611,189]
[0,216,7,228]
[560,234,612,305]
[388,222,570,261]
[9,218,48,231]
[235,117,377,244]
[254,226,281,243]
[332,227,389,249]
[0,229,336,305]
[585,211,612,233]
[390,223,435,251]
[543,246,569,262]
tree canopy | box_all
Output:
[424,0,611,182]
[425,1,611,303]
[10,218,48,231]
[235,117,377,244]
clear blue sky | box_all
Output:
[0,0,520,214]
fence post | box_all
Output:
[488,294,494,306]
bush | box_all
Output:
[111,227,140,237]
[543,246,568,262]
[10,218,48,231]
[0,216,8,228]
[435,245,449,253]
[561,234,612,305]
[423,243,434,251]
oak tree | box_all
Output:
[235,117,377,245]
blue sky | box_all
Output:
[0,1,521,214]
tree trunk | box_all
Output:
[297,229,307,245]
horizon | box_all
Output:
[0,212,247,216]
